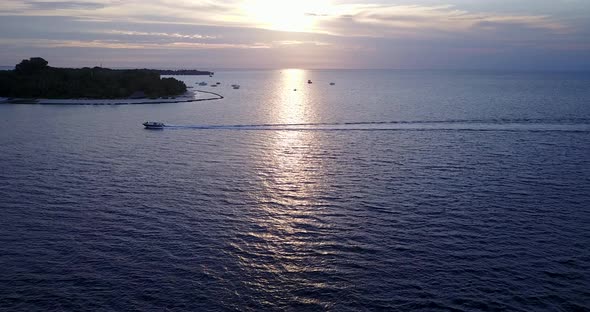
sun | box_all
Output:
[242,0,330,32]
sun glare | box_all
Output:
[242,0,330,32]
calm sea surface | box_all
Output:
[1,70,589,311]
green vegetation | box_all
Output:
[0,57,187,99]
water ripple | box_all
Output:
[1,71,590,311]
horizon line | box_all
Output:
[2,65,590,73]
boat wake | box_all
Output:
[163,118,590,132]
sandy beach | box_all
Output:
[0,90,223,105]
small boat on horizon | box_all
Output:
[330,82,335,85]
[198,81,207,86]
[143,121,165,129]
[308,79,312,84]
[232,84,240,89]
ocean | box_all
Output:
[0,69,589,311]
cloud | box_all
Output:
[105,30,217,40]
[0,0,119,12]
[0,38,269,50]
[24,1,107,10]
[273,40,331,46]
[0,1,570,36]
[317,4,568,38]
[0,1,588,69]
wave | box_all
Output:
[164,118,590,132]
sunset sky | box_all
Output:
[1,0,589,69]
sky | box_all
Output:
[0,0,589,70]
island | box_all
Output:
[0,57,187,99]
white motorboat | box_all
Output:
[143,121,165,129]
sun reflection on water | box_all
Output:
[266,69,320,210]
[274,69,311,125]
[229,69,339,307]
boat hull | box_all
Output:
[143,122,165,129]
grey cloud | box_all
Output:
[24,1,107,10]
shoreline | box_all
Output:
[0,90,224,105]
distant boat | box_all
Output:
[231,84,240,89]
[293,89,297,91]
[210,84,217,87]
[308,79,312,84]
[143,121,165,129]
[330,82,335,85]
[198,81,207,86]
[216,82,221,85]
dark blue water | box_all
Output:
[1,70,589,311]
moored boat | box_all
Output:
[143,121,165,129]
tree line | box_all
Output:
[0,57,187,99]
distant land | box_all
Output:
[0,67,214,75]
[0,57,187,99]
[156,69,214,76]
